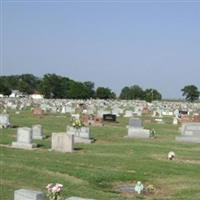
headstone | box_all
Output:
[192,115,200,122]
[176,122,200,143]
[103,114,116,122]
[174,109,179,118]
[0,114,10,128]
[32,124,44,140]
[173,117,178,125]
[155,118,164,124]
[12,127,36,149]
[112,108,120,117]
[67,127,92,144]
[152,111,156,117]
[32,108,44,117]
[93,116,103,127]
[14,189,44,200]
[52,133,74,152]
[124,110,133,118]
[126,118,150,139]
[129,118,142,128]
[71,114,80,120]
[180,115,191,123]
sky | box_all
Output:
[1,0,200,98]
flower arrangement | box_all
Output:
[146,184,156,193]
[168,151,175,160]
[46,183,63,200]
[134,181,144,194]
[72,119,84,129]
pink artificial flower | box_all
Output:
[55,183,63,188]
[46,183,53,190]
[52,185,61,193]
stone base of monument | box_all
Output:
[176,136,200,143]
[125,128,150,138]
[67,127,90,138]
[14,189,44,200]
[11,142,37,150]
[67,127,93,144]
[33,135,44,140]
[74,136,93,144]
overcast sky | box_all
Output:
[1,0,200,98]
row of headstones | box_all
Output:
[12,125,44,149]
[127,118,200,143]
[51,126,93,152]
[11,126,93,152]
[14,189,94,200]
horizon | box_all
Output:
[0,72,191,100]
[1,1,200,98]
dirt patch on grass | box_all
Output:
[113,181,166,199]
[152,154,200,165]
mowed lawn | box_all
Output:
[0,111,200,200]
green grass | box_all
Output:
[0,110,200,200]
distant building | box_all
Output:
[9,90,25,98]
[30,94,44,99]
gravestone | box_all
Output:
[14,189,44,200]
[0,114,10,128]
[12,127,36,149]
[124,110,133,117]
[129,118,142,128]
[52,133,74,152]
[32,124,44,140]
[173,117,178,125]
[126,118,150,138]
[103,114,116,122]
[176,122,200,143]
[192,115,200,122]
[32,108,44,117]
[71,114,80,120]
[67,127,92,144]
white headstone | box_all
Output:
[176,123,200,143]
[14,189,44,200]
[32,124,44,140]
[12,127,36,149]
[0,114,10,128]
[52,133,74,152]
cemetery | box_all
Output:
[1,1,200,198]
[0,98,200,200]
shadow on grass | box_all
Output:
[74,147,83,151]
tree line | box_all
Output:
[0,74,199,102]
[0,74,115,99]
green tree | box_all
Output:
[96,87,116,99]
[18,74,40,94]
[119,85,144,100]
[0,81,11,95]
[119,86,131,99]
[181,85,200,102]
[129,85,144,99]
[39,74,70,98]
[68,81,91,99]
[144,88,162,102]
[83,81,95,98]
